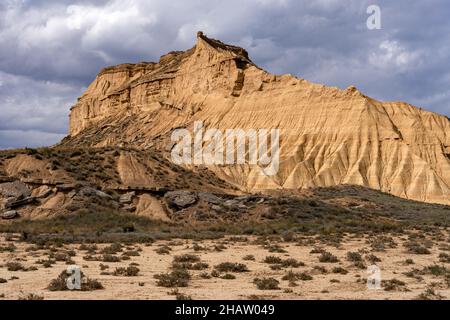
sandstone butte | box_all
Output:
[65,32,450,205]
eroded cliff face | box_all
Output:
[66,32,450,205]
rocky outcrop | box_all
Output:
[63,32,450,205]
[0,210,18,220]
[5,196,36,209]
[32,186,53,199]
[0,181,31,199]
[164,191,198,209]
[119,191,135,204]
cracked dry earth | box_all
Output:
[0,232,449,300]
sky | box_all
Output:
[1,0,449,149]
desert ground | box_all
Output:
[1,230,449,300]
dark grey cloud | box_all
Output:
[0,0,449,149]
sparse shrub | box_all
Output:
[220,274,236,280]
[79,244,98,253]
[211,270,220,278]
[83,278,104,291]
[172,261,209,271]
[330,279,340,283]
[281,271,298,282]
[416,287,444,300]
[6,262,25,271]
[102,254,121,263]
[122,250,140,257]
[282,271,312,282]
[312,266,328,274]
[253,277,280,290]
[214,262,248,273]
[214,244,227,252]
[19,293,44,300]
[191,262,209,270]
[36,259,56,268]
[297,272,313,281]
[346,252,362,262]
[47,270,103,291]
[270,264,282,271]
[264,244,287,253]
[319,252,339,263]
[366,254,381,264]
[154,269,190,288]
[405,242,431,255]
[192,243,207,251]
[332,267,348,275]
[176,293,193,300]
[353,261,366,269]
[0,244,16,253]
[83,255,96,261]
[369,236,397,252]
[51,252,68,262]
[263,256,282,264]
[424,264,449,276]
[49,252,75,264]
[101,243,122,255]
[113,265,140,277]
[155,246,172,255]
[263,256,304,268]
[66,249,76,257]
[173,254,200,263]
[99,264,109,271]
[243,255,255,261]
[282,258,304,268]
[403,269,423,281]
[382,279,407,292]
[282,231,296,242]
[438,253,450,263]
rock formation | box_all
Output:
[63,32,450,205]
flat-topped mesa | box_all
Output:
[66,32,450,205]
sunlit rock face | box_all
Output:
[67,32,450,205]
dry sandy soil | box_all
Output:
[0,231,449,300]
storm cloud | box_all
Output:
[1,0,449,149]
